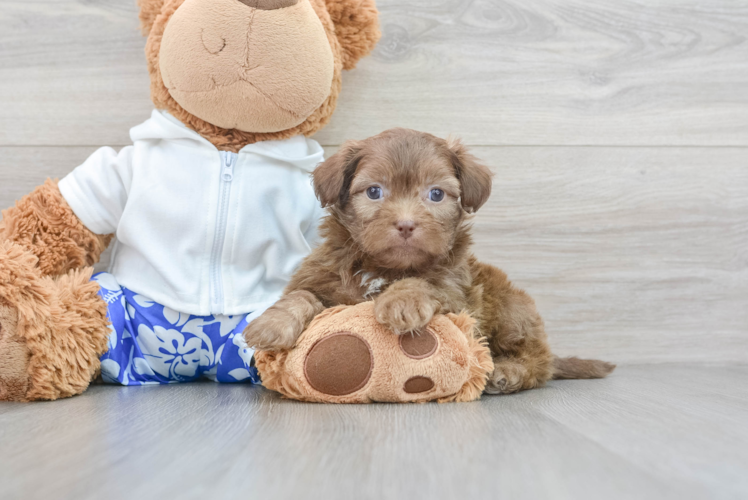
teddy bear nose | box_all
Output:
[236,0,299,9]
[396,220,417,239]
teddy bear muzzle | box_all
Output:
[158,0,335,133]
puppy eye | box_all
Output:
[366,186,383,200]
[429,188,445,202]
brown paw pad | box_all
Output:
[403,376,434,394]
[399,330,437,359]
[304,332,373,396]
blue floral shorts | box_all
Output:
[93,273,262,385]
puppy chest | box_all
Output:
[357,272,389,299]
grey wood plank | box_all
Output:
[1,1,747,147]
[0,0,151,147]
[1,145,747,363]
[0,147,97,202]
[468,146,748,364]
[528,365,748,499]
[0,365,746,500]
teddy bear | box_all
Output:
[0,0,381,402]
[254,302,495,403]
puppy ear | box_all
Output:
[447,138,493,213]
[138,0,165,36]
[313,141,364,208]
[324,0,381,70]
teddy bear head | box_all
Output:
[138,0,380,150]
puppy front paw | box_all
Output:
[244,309,304,351]
[374,290,438,334]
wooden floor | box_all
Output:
[0,364,746,500]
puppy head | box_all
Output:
[313,128,492,270]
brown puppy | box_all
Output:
[245,128,615,394]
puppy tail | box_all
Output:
[552,356,616,380]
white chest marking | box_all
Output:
[357,272,388,299]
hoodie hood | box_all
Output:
[130,110,325,173]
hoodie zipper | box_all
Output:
[209,151,236,314]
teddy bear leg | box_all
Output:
[0,300,31,401]
[26,269,111,401]
[0,242,110,401]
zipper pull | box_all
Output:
[222,153,234,182]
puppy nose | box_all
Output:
[396,220,417,239]
[236,0,299,9]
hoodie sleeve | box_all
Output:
[58,146,134,235]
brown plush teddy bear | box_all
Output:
[0,0,380,402]
[255,302,495,403]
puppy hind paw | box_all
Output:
[484,360,527,395]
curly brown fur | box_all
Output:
[553,356,616,379]
[142,0,378,152]
[245,128,615,394]
[138,0,166,35]
[0,179,112,277]
[323,0,381,70]
[0,241,111,401]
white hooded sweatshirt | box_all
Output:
[59,110,326,316]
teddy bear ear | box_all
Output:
[138,0,166,36]
[324,0,381,70]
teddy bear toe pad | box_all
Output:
[399,331,438,359]
[403,376,435,394]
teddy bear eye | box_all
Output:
[366,186,383,200]
[429,189,445,202]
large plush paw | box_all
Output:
[484,359,528,395]
[0,301,30,402]
[374,289,438,335]
[244,308,305,351]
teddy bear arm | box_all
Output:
[323,0,381,70]
[22,268,111,401]
[0,180,112,277]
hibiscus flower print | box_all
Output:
[136,324,202,381]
